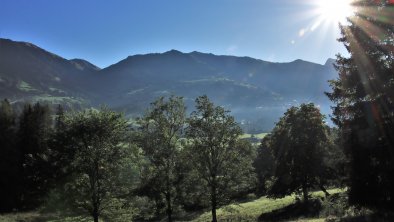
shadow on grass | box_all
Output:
[339,211,394,222]
[258,199,322,222]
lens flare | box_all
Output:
[317,0,354,24]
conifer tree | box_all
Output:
[326,0,394,208]
[0,99,18,212]
[17,102,52,208]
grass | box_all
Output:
[0,189,344,222]
[288,219,325,222]
[240,133,268,139]
[31,94,86,105]
[17,81,37,92]
[0,212,38,222]
[192,188,344,222]
[0,212,94,222]
[49,87,66,94]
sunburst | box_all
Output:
[317,0,354,24]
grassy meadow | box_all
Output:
[240,133,268,140]
[0,189,345,222]
[192,188,344,222]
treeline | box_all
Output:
[0,96,343,222]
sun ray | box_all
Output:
[318,0,353,24]
[356,4,394,26]
[307,0,355,31]
[349,16,389,44]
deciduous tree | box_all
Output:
[267,103,331,202]
[137,96,187,222]
[61,108,130,222]
[186,95,255,222]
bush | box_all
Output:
[320,193,348,218]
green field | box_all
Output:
[29,94,88,108]
[240,132,268,139]
[0,213,91,222]
[0,189,343,222]
[192,188,344,222]
[17,81,37,92]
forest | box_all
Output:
[0,95,345,222]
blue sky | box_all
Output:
[0,0,348,68]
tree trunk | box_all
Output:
[93,209,99,222]
[166,166,173,222]
[319,184,330,197]
[302,183,309,203]
[92,162,100,222]
[211,184,217,222]
[166,192,172,222]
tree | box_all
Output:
[268,103,331,202]
[137,96,187,222]
[61,108,130,222]
[253,134,275,196]
[186,95,255,222]
[47,105,77,189]
[326,0,394,208]
[0,99,18,212]
[324,127,347,187]
[17,102,53,209]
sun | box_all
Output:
[317,0,354,24]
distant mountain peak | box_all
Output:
[70,59,101,71]
[164,49,183,55]
[292,59,306,63]
[324,58,336,67]
[190,51,214,55]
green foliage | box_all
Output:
[0,99,18,212]
[267,103,332,202]
[17,102,54,209]
[0,101,71,212]
[136,96,187,221]
[186,95,256,222]
[254,134,275,196]
[0,96,348,221]
[326,1,394,209]
[57,107,132,222]
[319,192,349,219]
[323,127,347,187]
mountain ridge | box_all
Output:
[0,38,337,131]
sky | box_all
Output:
[0,0,350,68]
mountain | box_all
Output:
[0,38,95,107]
[69,59,101,72]
[0,38,337,131]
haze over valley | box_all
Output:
[0,38,337,132]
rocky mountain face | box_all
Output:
[0,38,337,131]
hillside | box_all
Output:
[0,38,337,131]
[0,38,97,108]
